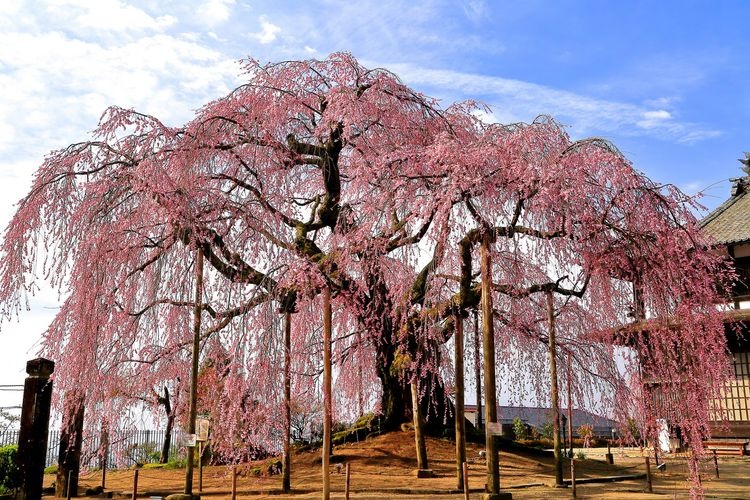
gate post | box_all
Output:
[17,357,55,499]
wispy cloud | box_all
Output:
[250,15,281,45]
[386,63,720,143]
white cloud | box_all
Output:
[195,0,236,27]
[386,63,720,143]
[637,109,672,129]
[250,16,281,45]
[44,0,176,33]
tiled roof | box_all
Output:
[700,184,750,245]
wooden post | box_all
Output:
[462,462,470,500]
[570,458,577,498]
[480,234,510,499]
[184,250,204,496]
[713,449,719,478]
[231,466,237,500]
[198,441,203,492]
[132,469,139,500]
[345,463,351,500]
[567,353,574,460]
[282,310,292,493]
[322,286,332,500]
[455,313,467,490]
[67,470,73,500]
[605,441,614,465]
[546,291,564,487]
[17,358,54,500]
[645,457,653,493]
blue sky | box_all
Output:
[0,0,748,395]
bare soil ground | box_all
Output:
[43,431,750,499]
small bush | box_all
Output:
[0,445,20,490]
[512,417,526,441]
[576,450,586,460]
[44,464,58,475]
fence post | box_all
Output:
[345,463,351,500]
[713,449,719,478]
[132,469,139,500]
[67,470,72,500]
[645,457,652,493]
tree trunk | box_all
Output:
[546,291,564,487]
[56,392,85,497]
[411,381,429,471]
[454,313,466,490]
[160,386,174,464]
[322,287,332,500]
[480,234,500,495]
[282,310,292,493]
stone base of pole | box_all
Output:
[414,469,435,478]
[166,494,201,500]
[482,493,512,500]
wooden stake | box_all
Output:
[132,469,139,500]
[454,313,467,490]
[322,286,332,500]
[411,381,429,471]
[570,458,577,498]
[473,310,482,430]
[198,441,203,492]
[645,456,653,493]
[547,291,563,487]
[345,463,351,500]
[67,470,72,500]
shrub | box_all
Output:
[512,417,526,441]
[576,450,586,460]
[540,421,554,440]
[0,445,20,490]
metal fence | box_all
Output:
[0,428,185,468]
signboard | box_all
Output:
[197,417,210,442]
[184,433,197,447]
[486,422,503,436]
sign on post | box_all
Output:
[184,434,197,447]
[197,417,210,442]
[486,422,503,436]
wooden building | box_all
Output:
[699,164,750,438]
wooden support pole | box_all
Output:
[645,457,653,493]
[282,310,292,493]
[322,286,332,500]
[132,469,139,500]
[462,462,470,500]
[480,234,510,500]
[455,313,467,490]
[184,250,204,496]
[231,466,237,500]
[546,291,564,488]
[345,463,351,500]
[67,470,73,500]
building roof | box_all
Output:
[464,404,618,430]
[700,177,750,245]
